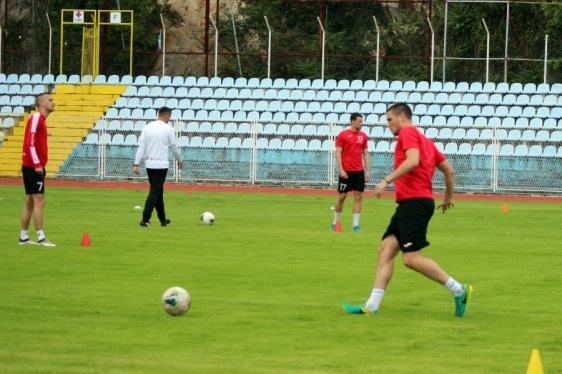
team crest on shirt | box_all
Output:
[357,136,364,143]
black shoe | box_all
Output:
[161,218,171,227]
[140,220,151,227]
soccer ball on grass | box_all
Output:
[200,212,215,225]
[162,286,191,316]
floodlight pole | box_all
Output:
[265,16,272,80]
[373,16,380,84]
[46,13,52,75]
[160,14,166,77]
[544,34,548,84]
[209,16,218,78]
[317,17,325,82]
[482,18,490,84]
[427,17,434,84]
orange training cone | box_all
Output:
[81,232,91,247]
[526,349,544,374]
[502,203,508,213]
[334,220,342,232]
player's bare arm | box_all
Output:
[436,160,455,213]
[335,147,348,178]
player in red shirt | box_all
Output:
[331,113,370,232]
[343,103,472,317]
[19,93,56,246]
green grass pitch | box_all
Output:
[0,184,561,373]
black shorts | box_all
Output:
[22,166,46,195]
[382,198,434,252]
[337,171,365,193]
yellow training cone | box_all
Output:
[526,349,544,374]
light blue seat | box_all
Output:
[284,78,298,90]
[521,129,535,141]
[407,92,421,104]
[224,88,239,99]
[139,98,153,109]
[444,142,458,155]
[255,78,270,89]
[457,143,471,155]
[22,96,35,106]
[375,80,389,91]
[234,88,249,100]
[514,118,528,127]
[136,86,150,97]
[437,127,453,140]
[54,74,68,84]
[297,78,311,90]
[451,128,466,139]
[508,106,522,118]
[133,75,147,86]
[131,108,145,118]
[480,129,494,140]
[551,130,562,141]
[249,88,264,100]
[233,77,247,88]
[528,94,543,107]
[327,90,342,102]
[303,124,317,135]
[195,76,209,87]
[495,106,509,118]
[350,79,363,91]
[453,105,468,117]
[515,94,530,106]
[174,87,188,99]
[544,145,556,157]
[326,113,339,122]
[535,83,550,95]
[500,144,514,155]
[418,115,432,125]
[442,81,456,93]
[234,111,246,121]
[293,101,307,113]
[373,103,387,115]
[380,92,395,104]
[337,79,350,91]
[125,97,140,108]
[456,82,469,93]
[433,116,447,126]
[310,79,324,90]
[156,76,171,87]
[42,74,54,84]
[341,91,355,102]
[279,101,294,113]
[29,74,42,84]
[333,102,347,114]
[535,130,549,142]
[319,102,333,113]
[195,110,208,119]
[496,82,509,94]
[467,82,483,93]
[208,110,221,120]
[535,107,549,119]
[426,104,440,116]
[276,89,290,100]
[190,98,204,110]
[502,94,516,106]
[164,98,178,109]
[414,81,429,92]
[359,102,373,114]
[465,129,480,140]
[550,108,562,119]
[323,79,337,90]
[448,93,462,105]
[144,75,158,86]
[31,85,45,95]
[286,113,299,122]
[122,86,137,98]
[298,113,312,121]
[427,81,443,93]
[272,78,285,89]
[508,83,523,95]
[203,99,217,110]
[527,145,542,157]
[389,80,403,92]
[529,118,542,128]
[413,104,427,116]
[207,77,221,88]
[473,93,488,105]
[302,90,316,101]
[272,112,285,121]
[425,127,438,139]
[366,91,382,103]
[7,85,20,95]
[182,109,195,119]
[420,92,435,104]
[520,107,535,119]
[347,102,360,113]
[507,129,521,140]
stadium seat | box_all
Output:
[457,143,471,155]
[389,80,403,92]
[496,82,509,94]
[233,77,247,88]
[366,91,382,103]
[195,76,209,87]
[543,145,556,157]
[375,80,389,91]
[350,79,363,91]
[502,94,516,106]
[500,144,514,155]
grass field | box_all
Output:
[0,184,561,373]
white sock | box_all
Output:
[352,213,360,227]
[366,289,385,311]
[444,277,463,297]
[333,212,341,224]
[37,230,45,242]
[20,230,29,240]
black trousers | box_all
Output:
[143,168,168,222]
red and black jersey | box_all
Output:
[335,128,368,172]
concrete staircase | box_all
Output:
[0,84,127,178]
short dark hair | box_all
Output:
[350,112,363,122]
[35,93,49,108]
[387,103,412,120]
[158,106,172,116]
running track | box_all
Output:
[1,177,561,203]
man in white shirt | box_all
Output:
[133,107,183,227]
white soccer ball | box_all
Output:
[200,211,215,225]
[162,286,191,316]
